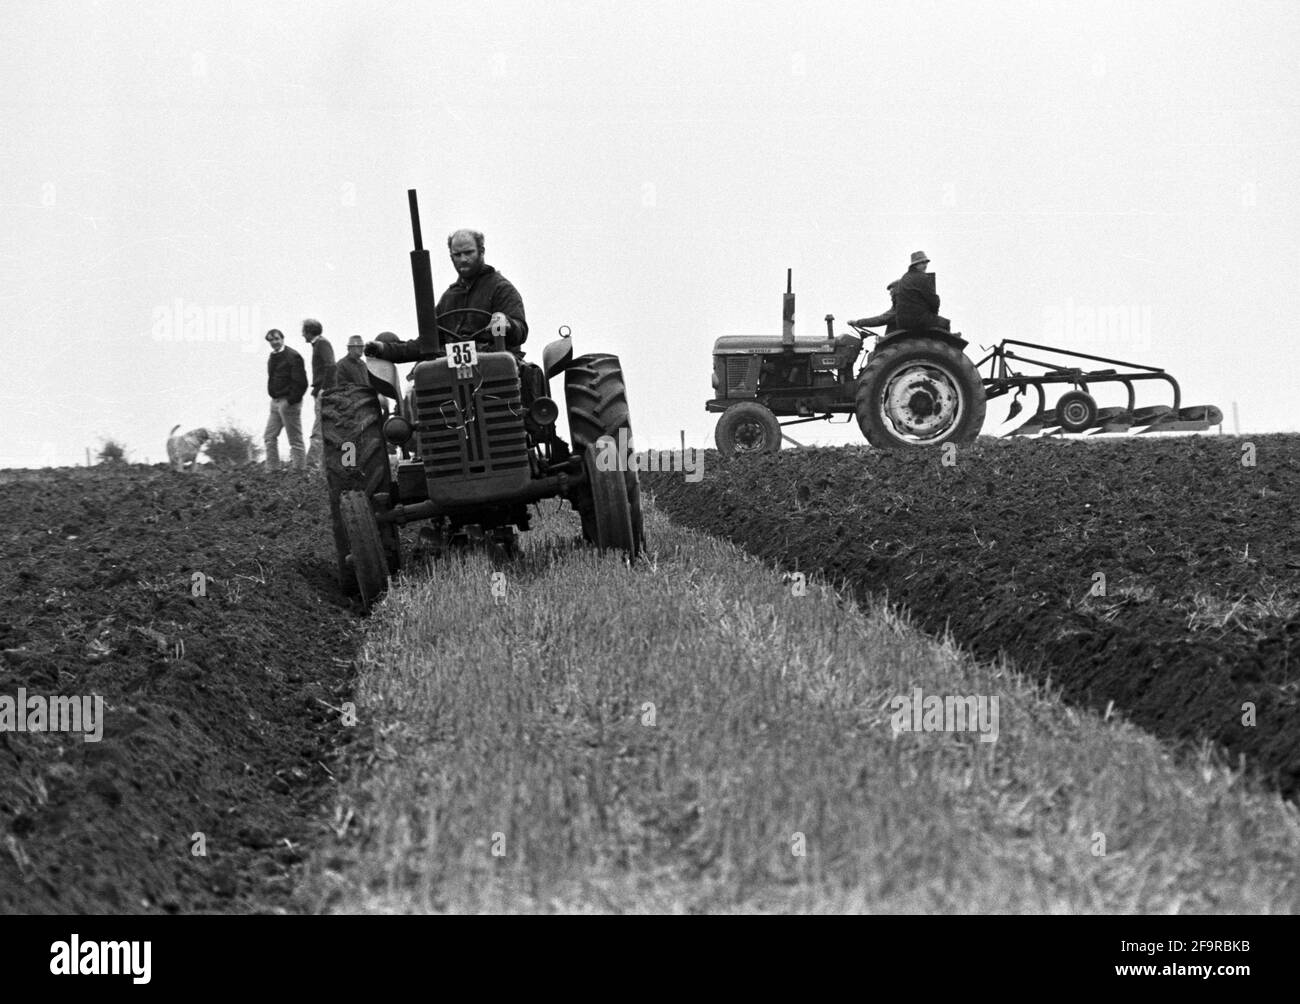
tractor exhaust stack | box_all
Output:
[782,268,795,347]
[408,189,440,355]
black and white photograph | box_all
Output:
[0,0,1294,977]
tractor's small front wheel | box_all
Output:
[1056,390,1099,433]
[715,401,782,457]
[340,490,388,611]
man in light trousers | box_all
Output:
[263,328,309,470]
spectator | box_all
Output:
[302,318,335,468]
[336,335,371,388]
[263,328,308,470]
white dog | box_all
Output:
[166,425,210,472]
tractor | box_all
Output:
[707,271,1222,454]
[322,190,643,609]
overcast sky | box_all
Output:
[2,0,1297,466]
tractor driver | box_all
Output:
[891,250,950,332]
[365,228,546,410]
[849,281,900,331]
[364,228,529,363]
[838,280,899,372]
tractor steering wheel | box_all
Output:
[436,307,505,346]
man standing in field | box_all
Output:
[263,328,308,470]
[302,318,336,468]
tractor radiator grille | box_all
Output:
[726,357,756,394]
[415,374,529,479]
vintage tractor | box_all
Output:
[707,271,1222,453]
[322,190,643,609]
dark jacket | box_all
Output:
[383,265,527,363]
[267,346,308,404]
[309,336,337,397]
[854,282,899,329]
[893,269,941,328]
[336,353,371,388]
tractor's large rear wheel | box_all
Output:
[584,441,637,558]
[855,337,986,448]
[715,401,782,457]
[565,354,644,557]
[340,490,388,611]
[323,384,400,595]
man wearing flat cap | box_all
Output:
[336,335,372,388]
[892,251,951,332]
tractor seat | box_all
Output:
[882,324,954,340]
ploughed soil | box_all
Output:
[0,464,361,914]
[645,434,1300,796]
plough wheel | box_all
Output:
[1056,390,1098,433]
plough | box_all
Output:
[976,339,1223,436]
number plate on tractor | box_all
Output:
[447,340,478,368]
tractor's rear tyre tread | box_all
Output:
[854,336,986,449]
[585,445,637,558]
[323,384,400,595]
[566,354,643,558]
[565,354,631,449]
[340,490,388,611]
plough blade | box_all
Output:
[1136,405,1223,434]
[1131,405,1173,425]
[1182,405,1223,424]
[1094,407,1132,433]
[1004,408,1058,436]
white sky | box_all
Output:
[2,0,1297,465]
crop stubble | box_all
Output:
[645,435,1300,796]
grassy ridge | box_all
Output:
[300,503,1300,913]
